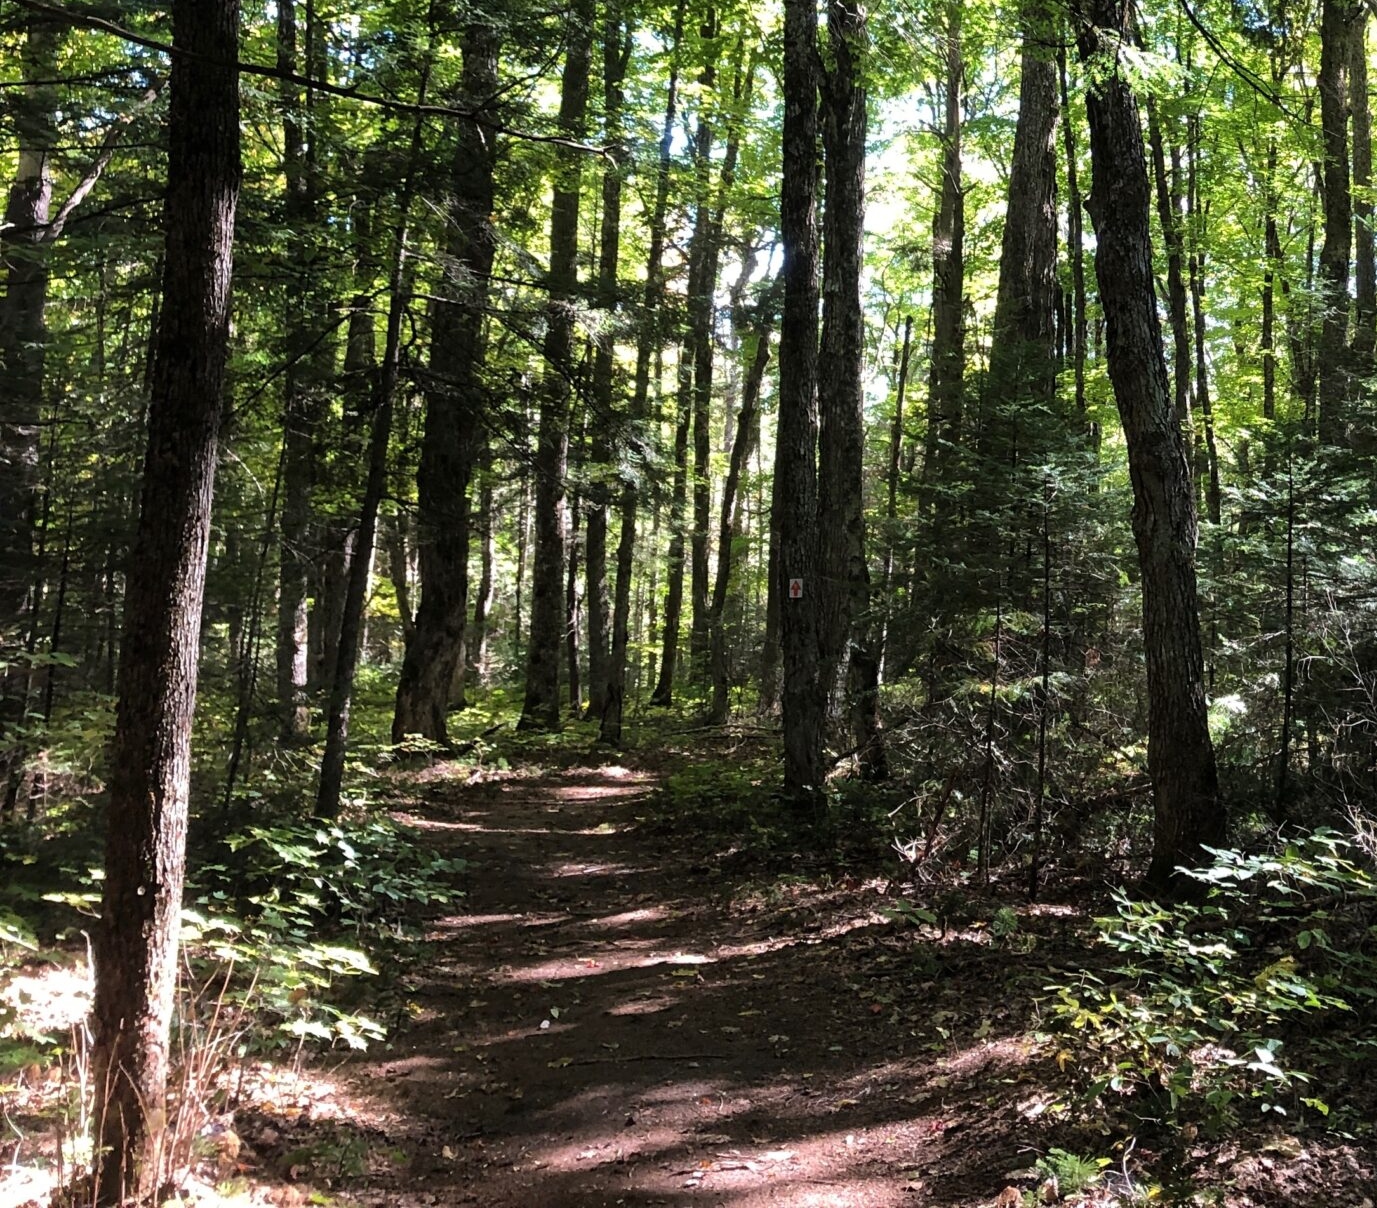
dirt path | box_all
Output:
[264,759,1055,1208]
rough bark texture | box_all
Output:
[585,7,630,723]
[776,0,824,810]
[274,0,319,743]
[1076,0,1221,889]
[923,2,965,519]
[393,25,500,746]
[601,22,680,744]
[988,11,1059,413]
[520,0,594,730]
[1316,0,1359,446]
[817,0,883,777]
[0,19,56,647]
[90,0,240,1198]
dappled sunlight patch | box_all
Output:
[491,944,716,984]
[1,958,91,1036]
[544,859,653,879]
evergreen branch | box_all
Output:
[11,0,615,158]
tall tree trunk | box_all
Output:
[1076,0,1222,889]
[817,0,882,777]
[1317,0,1358,446]
[776,0,825,811]
[90,1,239,1198]
[393,24,500,745]
[585,7,630,722]
[1351,11,1375,372]
[988,7,1059,413]
[0,18,56,674]
[520,0,594,730]
[708,290,777,723]
[467,455,495,683]
[650,354,693,705]
[923,2,965,531]
[317,62,433,817]
[274,0,319,743]
[1186,125,1222,526]
[602,20,682,743]
[1059,46,1090,428]
[878,315,912,680]
[1147,99,1193,438]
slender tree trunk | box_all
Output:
[273,0,329,744]
[1186,127,1222,526]
[923,1,965,533]
[878,315,912,680]
[91,1,239,1198]
[1147,99,1193,439]
[776,0,824,811]
[317,62,432,816]
[650,355,693,705]
[1059,46,1090,430]
[1076,0,1222,889]
[1352,12,1375,372]
[393,25,500,745]
[468,459,495,683]
[601,16,682,743]
[708,290,777,722]
[585,7,630,722]
[520,0,594,730]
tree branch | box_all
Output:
[12,0,614,157]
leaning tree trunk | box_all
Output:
[776,0,825,812]
[90,0,240,1199]
[393,24,500,746]
[1076,0,1221,890]
[519,0,594,730]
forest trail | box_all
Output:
[278,759,1056,1208]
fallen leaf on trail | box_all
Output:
[761,1149,796,1162]
[547,1057,572,1068]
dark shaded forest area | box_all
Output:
[3,0,1377,1202]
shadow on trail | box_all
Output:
[265,764,1080,1208]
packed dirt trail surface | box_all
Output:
[320,760,1047,1208]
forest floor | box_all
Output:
[218,747,1375,1208]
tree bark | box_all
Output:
[817,0,882,777]
[585,7,630,722]
[90,0,239,1198]
[776,0,825,811]
[0,18,56,656]
[1076,0,1222,889]
[601,14,682,743]
[393,23,500,745]
[1316,0,1359,445]
[922,1,965,528]
[519,0,594,731]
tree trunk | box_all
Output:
[817,0,882,777]
[776,0,825,811]
[0,18,56,666]
[317,57,433,816]
[585,8,630,722]
[274,0,321,743]
[519,0,594,731]
[708,289,777,723]
[1317,0,1359,445]
[923,1,965,526]
[393,24,500,745]
[650,355,693,706]
[1147,99,1193,439]
[90,1,239,1198]
[468,457,495,683]
[1059,46,1090,428]
[1351,11,1375,372]
[1076,0,1222,890]
[601,19,682,743]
